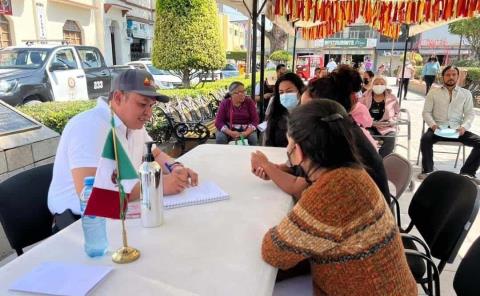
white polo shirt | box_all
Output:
[48,98,152,215]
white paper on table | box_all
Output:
[434,128,460,139]
[10,262,113,296]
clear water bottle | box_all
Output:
[80,176,108,257]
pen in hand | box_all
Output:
[164,162,173,173]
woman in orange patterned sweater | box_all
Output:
[261,99,417,295]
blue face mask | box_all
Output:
[279,92,298,110]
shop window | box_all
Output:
[63,20,82,45]
[0,15,11,49]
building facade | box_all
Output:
[0,0,155,66]
[217,6,247,52]
[1,0,99,49]
[417,25,470,65]
[100,0,155,65]
[293,24,378,69]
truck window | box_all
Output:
[77,48,102,69]
[53,48,78,70]
[0,49,48,69]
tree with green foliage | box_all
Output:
[269,50,292,64]
[449,17,480,59]
[152,0,226,88]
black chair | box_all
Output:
[401,171,480,295]
[0,163,54,255]
[454,236,480,296]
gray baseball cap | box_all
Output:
[111,69,170,102]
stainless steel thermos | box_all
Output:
[138,141,164,227]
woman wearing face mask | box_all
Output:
[252,66,390,205]
[265,72,305,147]
[359,76,400,158]
[261,100,417,296]
[215,81,259,145]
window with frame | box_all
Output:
[0,15,11,49]
[63,20,82,45]
[53,48,78,70]
[77,48,102,69]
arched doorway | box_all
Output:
[63,20,82,45]
[109,20,121,65]
[0,15,11,49]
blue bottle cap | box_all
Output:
[83,176,95,186]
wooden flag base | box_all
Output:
[112,246,140,264]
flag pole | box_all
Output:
[109,106,140,264]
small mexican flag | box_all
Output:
[84,126,138,219]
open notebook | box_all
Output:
[164,181,229,209]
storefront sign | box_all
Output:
[127,20,151,39]
[324,39,368,48]
[0,0,12,15]
[35,2,47,40]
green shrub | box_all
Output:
[226,51,247,62]
[464,67,480,83]
[19,101,96,134]
[454,59,480,67]
[269,50,292,64]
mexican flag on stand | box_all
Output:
[84,127,138,219]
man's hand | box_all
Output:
[172,165,198,186]
[431,125,438,132]
[163,170,189,195]
[457,126,466,136]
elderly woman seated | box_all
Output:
[215,81,259,145]
[359,76,400,158]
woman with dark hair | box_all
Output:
[261,100,417,296]
[297,65,390,202]
[251,66,390,203]
[265,72,305,147]
[422,56,440,95]
[215,81,259,145]
[362,70,375,92]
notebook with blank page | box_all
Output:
[164,181,229,209]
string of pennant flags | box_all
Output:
[274,0,480,40]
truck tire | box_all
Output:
[23,95,43,106]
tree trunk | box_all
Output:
[265,23,288,54]
[182,69,191,88]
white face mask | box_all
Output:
[372,85,386,95]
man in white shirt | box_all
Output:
[48,69,198,231]
[326,58,337,73]
[419,66,480,183]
